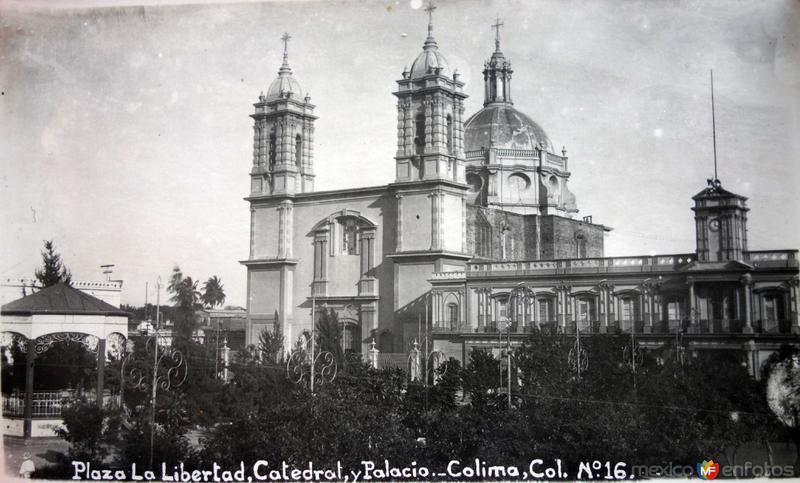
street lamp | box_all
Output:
[505,283,534,408]
[568,324,589,380]
[286,283,337,392]
[120,278,187,470]
[407,340,448,410]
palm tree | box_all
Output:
[167,265,184,296]
[170,275,201,341]
[201,276,226,308]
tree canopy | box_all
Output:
[34,239,72,287]
[201,275,226,308]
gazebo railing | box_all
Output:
[2,390,120,417]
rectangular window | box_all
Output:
[621,298,633,322]
[341,219,358,255]
[448,304,459,330]
[764,296,776,321]
[538,298,553,323]
[666,296,683,321]
[497,299,507,321]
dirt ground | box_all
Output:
[2,435,70,480]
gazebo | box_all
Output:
[1,283,128,438]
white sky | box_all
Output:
[1,0,798,307]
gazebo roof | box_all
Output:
[1,283,129,317]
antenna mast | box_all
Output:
[710,70,718,183]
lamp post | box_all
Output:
[407,340,448,411]
[121,277,187,471]
[568,324,589,380]
[505,283,534,408]
[286,283,337,392]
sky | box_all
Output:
[1,0,798,307]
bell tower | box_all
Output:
[692,178,749,262]
[393,2,467,184]
[250,33,317,197]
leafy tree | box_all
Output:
[55,401,118,462]
[34,239,72,287]
[764,345,800,471]
[316,307,343,364]
[258,311,284,363]
[462,347,502,410]
[201,275,226,308]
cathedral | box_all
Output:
[242,7,799,374]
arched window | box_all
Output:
[538,297,555,324]
[295,134,302,168]
[620,295,640,331]
[446,114,453,154]
[548,175,559,202]
[341,218,358,255]
[268,132,276,166]
[576,233,587,259]
[342,323,354,352]
[577,297,595,331]
[415,113,425,155]
[665,295,683,321]
[447,303,459,330]
[763,293,785,321]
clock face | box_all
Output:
[709,218,720,231]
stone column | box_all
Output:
[403,101,414,155]
[368,339,379,369]
[599,285,608,333]
[789,276,800,335]
[96,339,106,408]
[424,97,433,152]
[687,278,696,333]
[461,196,467,253]
[396,101,406,155]
[275,120,284,165]
[396,195,403,252]
[252,122,260,167]
[741,274,753,333]
[410,341,421,381]
[23,338,35,439]
[249,208,256,258]
[431,95,442,151]
[430,191,443,250]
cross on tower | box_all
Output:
[425,0,437,36]
[492,16,504,51]
[281,32,291,55]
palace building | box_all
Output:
[242,7,799,375]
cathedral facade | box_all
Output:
[242,11,799,372]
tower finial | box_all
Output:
[281,32,292,67]
[492,16,504,52]
[424,0,437,40]
[710,69,719,184]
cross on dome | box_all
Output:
[492,16,504,52]
[424,0,436,39]
[281,32,292,66]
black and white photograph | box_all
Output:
[1,0,799,480]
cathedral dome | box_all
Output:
[265,33,304,102]
[409,43,450,79]
[265,72,303,101]
[464,104,554,152]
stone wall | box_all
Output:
[466,206,604,261]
